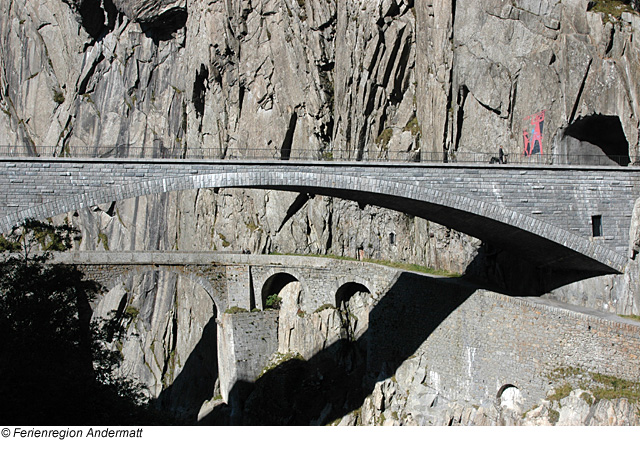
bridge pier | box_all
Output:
[217,310,279,407]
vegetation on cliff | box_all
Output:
[0,220,167,424]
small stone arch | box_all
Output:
[497,384,523,410]
[331,276,374,308]
[335,282,372,309]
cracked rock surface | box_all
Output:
[3,0,640,420]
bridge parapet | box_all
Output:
[0,146,630,165]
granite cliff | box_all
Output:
[2,0,640,423]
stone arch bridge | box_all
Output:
[4,157,640,274]
[53,250,401,403]
[53,251,399,314]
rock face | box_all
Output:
[94,270,220,420]
[3,0,640,421]
[341,381,640,426]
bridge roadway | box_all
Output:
[2,157,640,274]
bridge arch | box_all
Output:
[5,169,627,274]
[258,269,310,311]
[333,277,373,309]
[89,265,224,314]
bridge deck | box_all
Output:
[2,158,639,274]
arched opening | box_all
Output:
[560,114,630,165]
[96,270,220,422]
[335,282,371,342]
[261,273,300,310]
[497,384,522,411]
[335,282,371,309]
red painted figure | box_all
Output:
[523,110,545,156]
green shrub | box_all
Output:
[314,303,335,313]
[52,89,65,104]
[403,116,421,136]
[547,383,572,402]
[98,232,109,250]
[375,128,394,150]
[589,0,636,22]
[265,294,282,310]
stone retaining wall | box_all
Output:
[368,273,640,409]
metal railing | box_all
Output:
[0,145,631,166]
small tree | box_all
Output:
[265,293,282,310]
[0,219,152,424]
[0,217,79,263]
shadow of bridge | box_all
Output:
[161,270,480,425]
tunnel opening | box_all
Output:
[560,114,630,165]
[497,384,522,411]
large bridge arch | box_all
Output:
[1,166,629,274]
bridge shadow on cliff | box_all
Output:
[154,318,219,422]
[462,243,612,297]
[194,272,479,426]
[151,248,604,424]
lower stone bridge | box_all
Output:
[53,251,403,403]
[53,251,400,315]
[5,158,640,274]
[49,251,640,415]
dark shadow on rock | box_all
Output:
[140,8,188,43]
[199,272,478,425]
[155,316,219,422]
[464,242,612,296]
[63,0,118,41]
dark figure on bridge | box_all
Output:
[490,146,506,164]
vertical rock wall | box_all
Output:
[3,0,640,417]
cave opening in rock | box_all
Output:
[561,114,630,165]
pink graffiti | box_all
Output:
[523,110,545,156]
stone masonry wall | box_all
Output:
[53,252,640,420]
[249,258,398,313]
[369,278,640,412]
[217,310,279,404]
